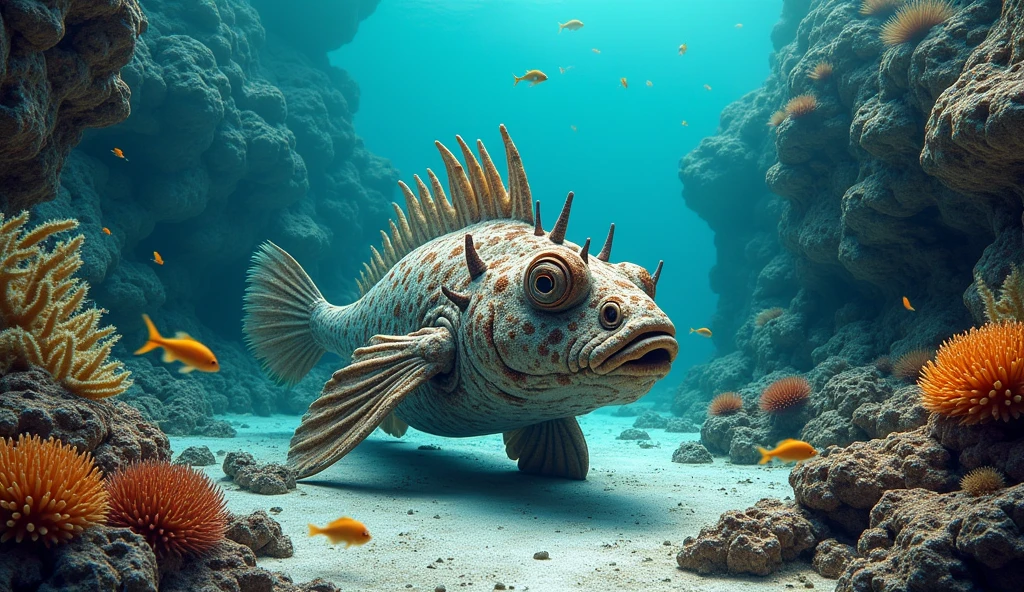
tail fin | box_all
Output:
[308,524,320,537]
[558,22,564,32]
[689,328,695,333]
[757,446,771,465]
[513,73,521,86]
[133,314,162,355]
[243,242,327,385]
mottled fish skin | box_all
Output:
[309,219,674,437]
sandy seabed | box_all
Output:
[171,410,833,592]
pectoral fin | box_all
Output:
[178,365,195,374]
[162,350,176,363]
[288,327,455,479]
[503,417,589,480]
[379,413,409,438]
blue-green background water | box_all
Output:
[333,0,782,386]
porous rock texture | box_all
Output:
[226,510,294,558]
[224,450,297,495]
[24,0,393,424]
[160,540,340,592]
[0,0,147,213]
[0,368,170,475]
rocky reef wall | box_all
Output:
[675,0,1017,428]
[1,0,394,425]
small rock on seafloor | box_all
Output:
[435,586,446,592]
[173,445,216,466]
[616,428,651,440]
[533,551,550,560]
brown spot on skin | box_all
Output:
[451,245,465,257]
[495,275,509,293]
[646,302,655,310]
[523,322,535,335]
[432,262,443,274]
[393,303,402,318]
[538,344,550,356]
[418,271,425,282]
[546,329,564,345]
[567,322,578,332]
[630,295,640,304]
[423,252,438,264]
[557,375,572,386]
[616,280,634,290]
[551,352,560,364]
[508,331,517,340]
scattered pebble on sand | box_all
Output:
[533,551,550,560]
[435,586,446,592]
[418,444,442,450]
[270,506,283,514]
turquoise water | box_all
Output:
[332,0,783,384]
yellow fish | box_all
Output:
[690,327,712,338]
[758,439,817,464]
[134,314,220,374]
[678,44,688,55]
[620,77,628,89]
[680,120,689,127]
[514,70,548,87]
[646,80,653,87]
[309,517,372,548]
[902,296,915,311]
[111,147,128,161]
[735,23,744,28]
[558,19,584,33]
[152,251,164,265]
[591,48,601,54]
[102,227,112,235]
[703,84,712,91]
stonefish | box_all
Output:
[243,125,678,480]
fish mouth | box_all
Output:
[590,323,678,377]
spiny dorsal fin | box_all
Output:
[356,126,534,295]
[174,331,193,340]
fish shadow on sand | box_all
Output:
[298,438,668,529]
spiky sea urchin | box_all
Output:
[860,0,904,16]
[892,348,934,380]
[808,61,834,81]
[784,94,818,118]
[919,321,1024,425]
[880,0,954,46]
[106,460,228,558]
[755,307,785,327]
[708,392,744,416]
[960,466,1006,496]
[0,434,108,546]
[768,110,787,127]
[760,376,811,413]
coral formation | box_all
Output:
[0,0,147,212]
[0,433,108,546]
[919,322,1024,425]
[891,348,933,380]
[708,392,744,416]
[880,0,954,46]
[859,0,904,16]
[960,466,1006,496]
[759,376,811,413]
[671,441,714,464]
[808,62,833,81]
[783,94,818,118]
[976,266,1024,323]
[0,369,170,475]
[754,307,785,327]
[106,460,229,558]
[768,110,787,127]
[0,212,130,399]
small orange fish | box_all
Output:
[703,84,712,91]
[620,77,628,89]
[111,148,128,161]
[680,120,689,127]
[134,314,220,374]
[758,439,817,464]
[690,327,712,338]
[902,296,915,311]
[558,19,584,33]
[309,517,372,548]
[152,251,164,265]
[678,44,688,55]
[102,227,112,235]
[591,48,601,54]
[514,70,548,87]
[570,125,577,132]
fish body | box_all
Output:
[309,517,371,547]
[678,44,687,55]
[735,23,743,28]
[646,80,653,87]
[620,77,628,88]
[514,70,548,86]
[758,439,817,464]
[152,251,164,265]
[102,227,112,235]
[558,19,584,32]
[244,126,678,481]
[703,84,712,91]
[690,327,712,338]
[111,148,128,161]
[134,314,220,374]
[680,121,689,127]
[570,125,577,132]
[591,48,601,54]
[902,296,915,311]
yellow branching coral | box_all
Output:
[0,212,130,399]
[976,265,1024,323]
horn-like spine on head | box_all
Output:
[579,237,591,264]
[597,224,614,262]
[534,201,544,236]
[651,260,663,297]
[548,192,574,245]
[441,285,471,311]
[465,234,488,280]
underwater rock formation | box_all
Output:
[0,369,170,475]
[0,0,147,213]
[223,451,297,495]
[226,510,294,558]
[160,540,340,592]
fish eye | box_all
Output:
[600,300,622,330]
[523,252,590,312]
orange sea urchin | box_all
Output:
[709,392,744,416]
[755,307,785,327]
[808,61,834,81]
[919,321,1024,425]
[0,434,108,546]
[760,376,811,413]
[106,460,228,558]
[784,94,818,118]
[880,0,954,46]
[768,109,787,127]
